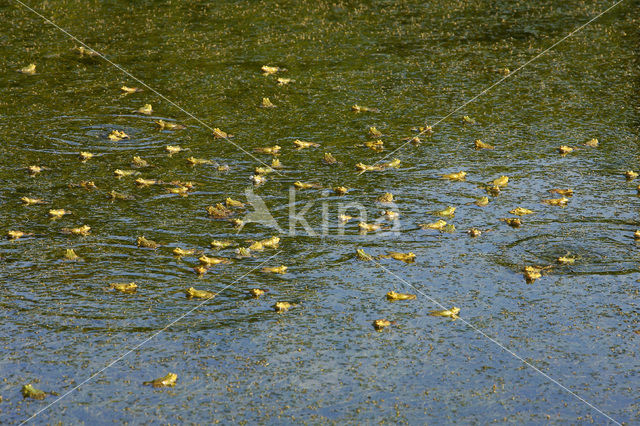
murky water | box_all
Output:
[1,0,639,423]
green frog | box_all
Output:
[136,104,152,115]
[355,248,373,261]
[273,301,294,312]
[261,97,275,108]
[351,105,379,113]
[372,319,394,330]
[386,291,416,300]
[442,171,466,181]
[143,373,177,388]
[110,282,138,294]
[429,307,460,319]
[137,236,159,249]
[155,120,185,130]
[379,252,415,263]
[22,384,46,399]
[185,287,215,299]
[20,64,36,75]
[262,265,287,274]
[294,140,319,149]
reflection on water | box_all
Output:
[1,0,639,423]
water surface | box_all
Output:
[1,0,639,423]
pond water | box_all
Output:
[1,0,638,423]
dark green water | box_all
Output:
[1,0,639,423]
